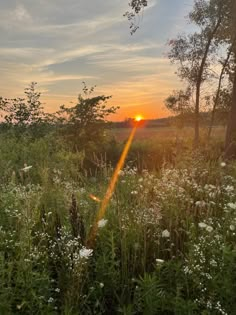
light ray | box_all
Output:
[89,194,101,203]
[86,123,138,247]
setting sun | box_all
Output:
[134,115,143,122]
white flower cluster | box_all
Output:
[198,222,213,232]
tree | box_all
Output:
[124,0,148,34]
[0,82,46,136]
[168,0,225,146]
[224,0,236,157]
[57,83,119,152]
[165,87,194,129]
[208,43,234,139]
[125,0,236,156]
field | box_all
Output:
[0,127,236,315]
[110,126,226,142]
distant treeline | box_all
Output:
[110,112,228,129]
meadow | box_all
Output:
[0,126,236,315]
[110,126,226,142]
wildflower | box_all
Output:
[210,259,217,267]
[79,247,93,259]
[206,225,213,233]
[21,165,32,172]
[198,222,207,228]
[195,200,206,207]
[227,202,236,210]
[230,225,235,231]
[156,258,164,265]
[162,229,170,238]
[131,190,138,195]
[99,283,104,288]
[97,219,108,228]
[55,288,60,292]
[184,266,190,274]
[220,162,226,167]
[48,297,54,303]
[225,185,234,193]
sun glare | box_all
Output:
[135,115,143,122]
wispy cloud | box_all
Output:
[0,0,194,118]
[13,4,32,22]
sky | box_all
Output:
[0,0,195,121]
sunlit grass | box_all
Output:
[0,132,235,314]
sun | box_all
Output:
[134,115,143,122]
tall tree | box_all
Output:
[208,43,234,139]
[169,0,225,146]
[225,0,236,157]
[125,0,236,153]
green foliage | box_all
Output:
[0,82,50,138]
[165,87,194,129]
[57,83,119,153]
[0,110,236,314]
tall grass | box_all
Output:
[0,132,235,314]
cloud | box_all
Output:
[14,4,31,22]
[0,3,32,30]
[0,0,194,118]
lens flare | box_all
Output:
[86,125,137,248]
[89,194,101,203]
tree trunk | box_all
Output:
[224,0,236,158]
[194,83,200,145]
[194,16,222,147]
[208,44,233,139]
[225,66,236,158]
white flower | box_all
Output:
[220,162,226,167]
[21,165,32,172]
[79,247,93,259]
[97,219,108,228]
[48,297,54,303]
[99,282,104,288]
[210,259,217,267]
[225,185,234,192]
[162,229,170,238]
[198,222,207,228]
[230,225,235,231]
[195,200,206,207]
[156,258,164,265]
[227,202,236,210]
[206,225,213,232]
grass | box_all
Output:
[110,126,226,143]
[0,128,235,314]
